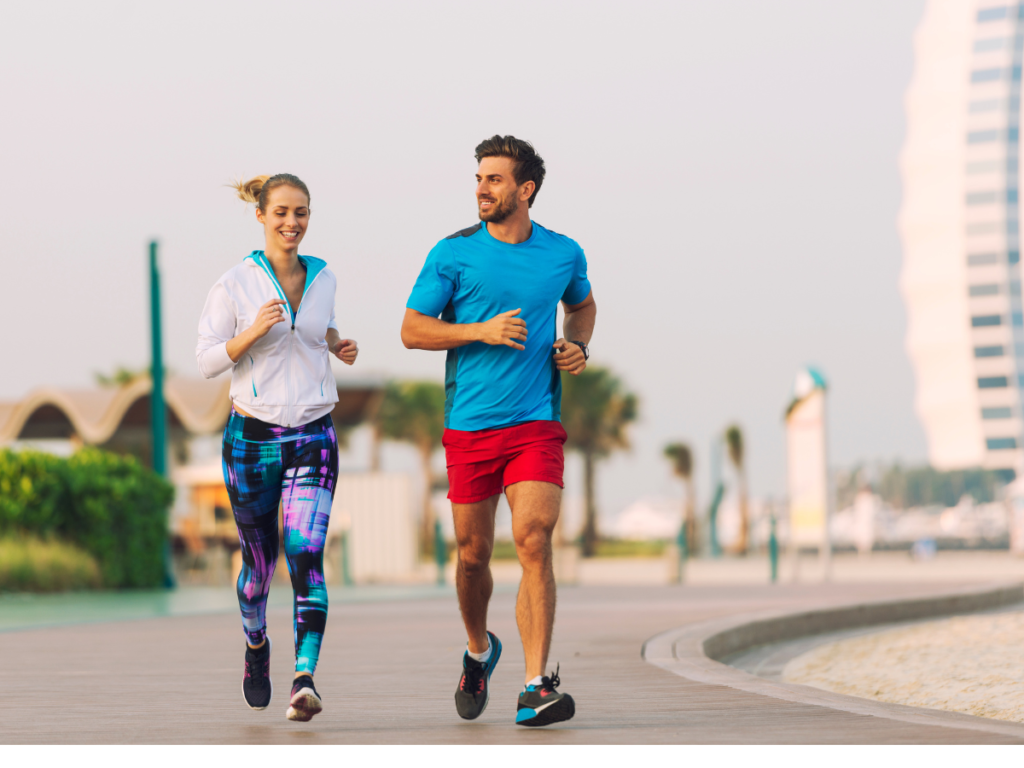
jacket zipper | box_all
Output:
[252,255,331,426]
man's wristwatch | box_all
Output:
[571,340,590,360]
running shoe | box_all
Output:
[286,675,323,722]
[242,638,272,710]
[454,631,502,720]
[515,664,575,727]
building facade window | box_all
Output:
[978,7,1009,23]
[975,37,1011,51]
[969,129,1000,143]
[972,67,1004,82]
[968,159,1002,173]
[983,407,1014,419]
[986,437,1018,449]
[969,284,1001,296]
[972,314,1004,326]
[978,376,1010,388]
[967,191,999,204]
[970,99,1003,113]
[975,345,1006,357]
[968,252,1000,265]
[967,222,1003,234]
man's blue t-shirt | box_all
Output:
[407,221,591,431]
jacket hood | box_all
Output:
[243,250,328,299]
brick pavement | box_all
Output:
[1,582,1020,743]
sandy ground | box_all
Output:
[783,611,1024,723]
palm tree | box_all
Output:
[561,366,639,557]
[376,380,446,555]
[663,442,697,554]
[724,424,748,555]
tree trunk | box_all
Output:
[582,450,598,557]
[736,471,749,555]
[684,477,697,556]
[369,423,382,472]
[419,444,435,557]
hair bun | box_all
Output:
[231,175,270,204]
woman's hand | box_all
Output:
[227,299,288,362]
[332,338,359,365]
[250,299,288,340]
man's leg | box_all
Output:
[452,495,499,653]
[506,480,561,682]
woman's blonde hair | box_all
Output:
[230,173,310,211]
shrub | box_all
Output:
[0,536,102,592]
[0,448,173,588]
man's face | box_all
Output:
[476,156,522,224]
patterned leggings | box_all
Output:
[222,410,338,675]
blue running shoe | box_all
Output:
[516,664,575,727]
[455,631,502,720]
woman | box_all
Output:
[196,173,358,722]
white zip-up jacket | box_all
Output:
[196,251,340,428]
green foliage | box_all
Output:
[561,367,639,457]
[491,538,666,560]
[561,366,639,557]
[835,463,1006,510]
[664,442,693,479]
[725,424,744,470]
[0,448,173,588]
[95,366,144,387]
[593,539,667,558]
[377,381,446,454]
[0,536,102,592]
[94,366,175,388]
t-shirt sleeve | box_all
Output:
[561,245,592,305]
[407,241,457,317]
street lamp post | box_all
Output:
[149,240,167,477]
[149,240,175,588]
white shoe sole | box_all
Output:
[242,638,273,711]
[286,685,323,722]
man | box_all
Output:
[401,135,596,727]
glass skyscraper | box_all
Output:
[902,1,1024,478]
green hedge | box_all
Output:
[0,536,102,592]
[0,448,174,588]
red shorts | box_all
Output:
[443,421,567,504]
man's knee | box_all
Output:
[457,537,493,575]
[514,525,553,567]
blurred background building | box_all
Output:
[902,0,1024,479]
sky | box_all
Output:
[0,0,930,519]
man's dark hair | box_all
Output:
[474,135,546,208]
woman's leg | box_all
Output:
[280,421,339,677]
[223,427,284,647]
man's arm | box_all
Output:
[401,307,529,351]
[553,290,596,376]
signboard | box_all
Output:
[786,369,829,555]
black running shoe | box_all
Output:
[286,675,323,722]
[515,664,575,727]
[242,639,272,710]
[455,631,502,720]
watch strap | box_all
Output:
[571,340,590,360]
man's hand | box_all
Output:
[479,309,528,350]
[552,338,586,375]
[331,338,359,365]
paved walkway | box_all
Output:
[2,582,1021,743]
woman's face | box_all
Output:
[256,185,310,252]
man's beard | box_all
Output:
[478,193,518,224]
